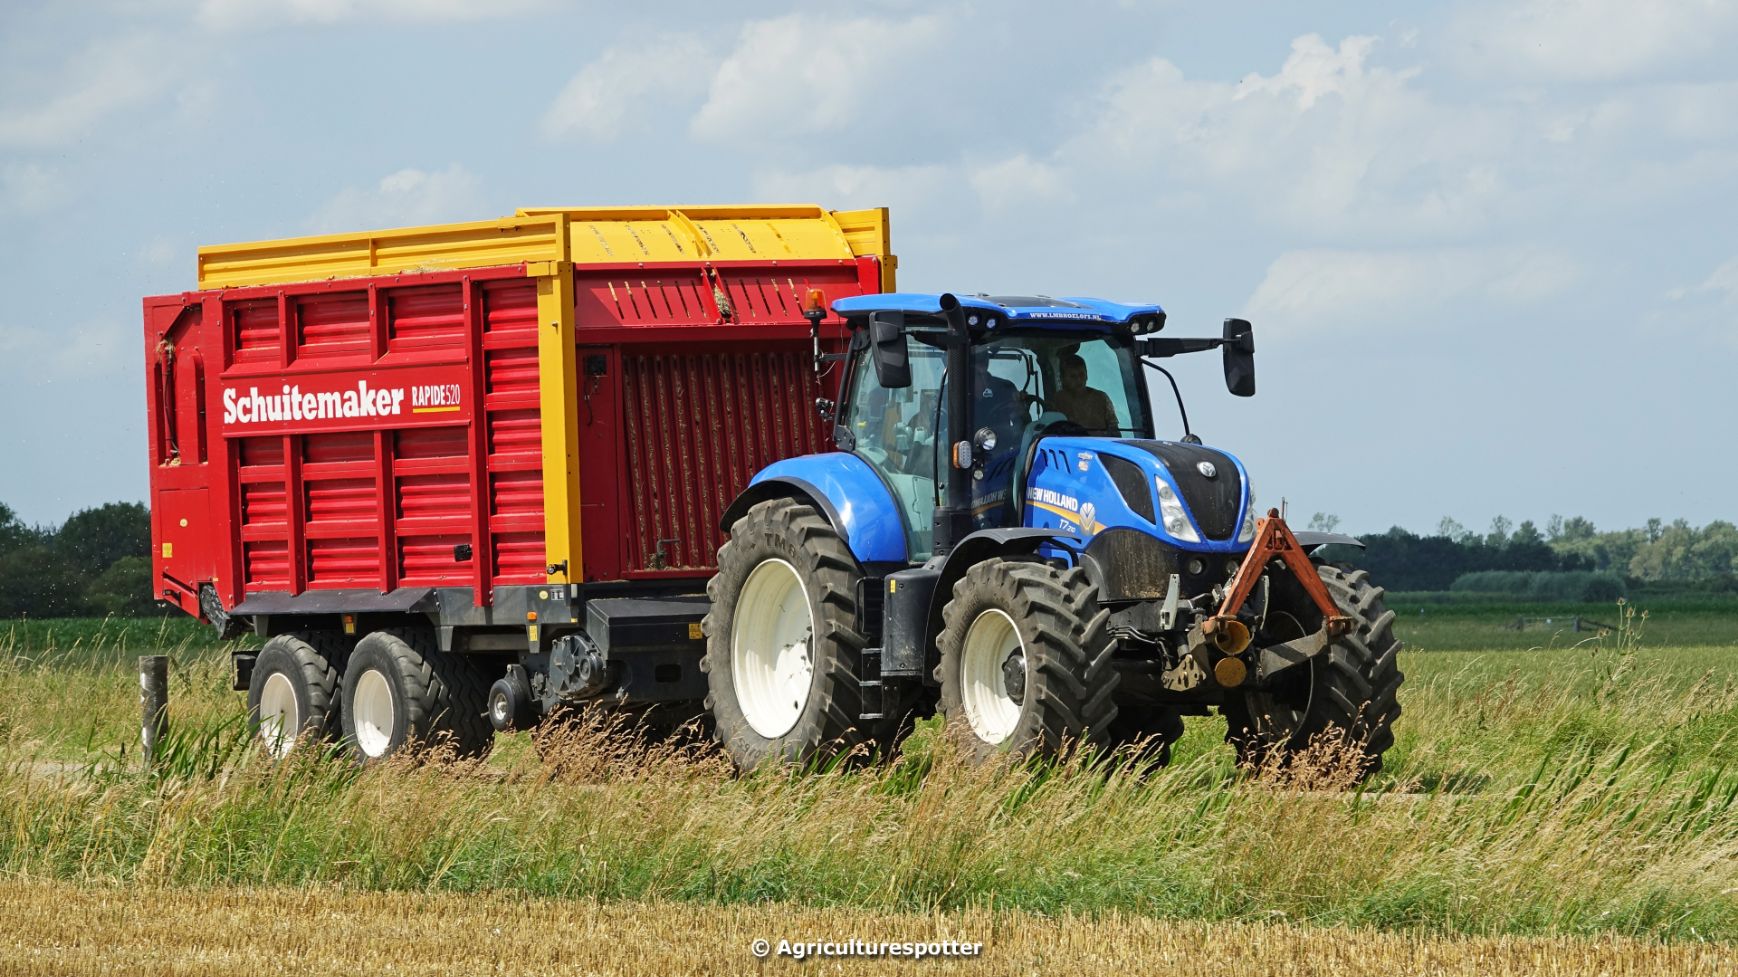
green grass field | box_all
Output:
[0,609,1734,946]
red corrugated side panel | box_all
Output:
[573,257,880,582]
[145,265,544,613]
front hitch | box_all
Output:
[1197,509,1354,687]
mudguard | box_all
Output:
[718,452,910,566]
[1293,531,1364,552]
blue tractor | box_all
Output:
[702,293,1402,776]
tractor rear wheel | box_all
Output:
[702,498,895,772]
[246,632,347,757]
[1223,565,1403,780]
[935,559,1118,763]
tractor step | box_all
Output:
[859,646,885,720]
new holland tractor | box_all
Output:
[704,293,1402,775]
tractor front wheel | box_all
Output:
[1223,565,1403,780]
[935,559,1118,763]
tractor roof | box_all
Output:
[832,293,1165,332]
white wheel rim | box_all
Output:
[257,671,300,758]
[731,558,816,739]
[961,609,1025,745]
[352,667,396,758]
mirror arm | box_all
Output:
[1138,337,1222,358]
[1140,359,1194,443]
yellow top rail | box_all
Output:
[196,205,894,291]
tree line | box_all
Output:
[1,499,1733,617]
[0,502,155,617]
[1311,512,1738,594]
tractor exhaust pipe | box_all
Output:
[933,293,975,556]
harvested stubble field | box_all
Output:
[0,611,1734,974]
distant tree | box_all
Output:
[1486,515,1512,547]
[1546,514,1564,541]
[0,543,86,616]
[54,502,150,575]
[1308,512,1340,533]
[85,556,159,616]
[0,502,29,553]
[1511,520,1544,547]
[1437,517,1472,543]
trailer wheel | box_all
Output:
[703,498,894,772]
[246,633,344,757]
[935,559,1118,763]
[1223,565,1403,780]
[340,629,494,761]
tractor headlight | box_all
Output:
[1237,488,1257,543]
[1155,475,1200,543]
[974,427,998,452]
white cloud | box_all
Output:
[691,12,947,142]
[1447,0,1738,82]
[753,163,954,216]
[1244,246,1582,334]
[1671,256,1738,305]
[0,163,70,216]
[969,154,1072,213]
[305,164,485,233]
[542,35,716,142]
[0,320,131,383]
[0,35,176,149]
[1061,34,1514,238]
[196,0,545,30]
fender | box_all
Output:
[717,452,910,566]
[1293,531,1364,553]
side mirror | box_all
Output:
[868,311,911,389]
[1222,318,1255,397]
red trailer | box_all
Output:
[144,205,894,758]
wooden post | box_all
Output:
[139,655,169,765]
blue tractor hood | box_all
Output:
[1019,437,1255,555]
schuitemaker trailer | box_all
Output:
[144,205,895,758]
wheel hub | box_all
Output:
[1001,651,1026,705]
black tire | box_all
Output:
[339,628,494,761]
[1223,565,1404,779]
[1109,702,1187,766]
[702,498,896,772]
[935,559,1118,763]
[246,632,346,756]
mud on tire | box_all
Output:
[935,559,1119,763]
[1223,565,1404,779]
[701,498,897,773]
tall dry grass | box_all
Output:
[0,616,1733,943]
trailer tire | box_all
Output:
[340,628,494,762]
[1223,565,1403,780]
[703,498,895,772]
[246,632,344,757]
[935,559,1119,763]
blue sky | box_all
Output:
[1,0,1733,534]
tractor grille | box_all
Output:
[1118,440,1242,540]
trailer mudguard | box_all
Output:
[717,453,909,566]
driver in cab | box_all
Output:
[1048,353,1119,432]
